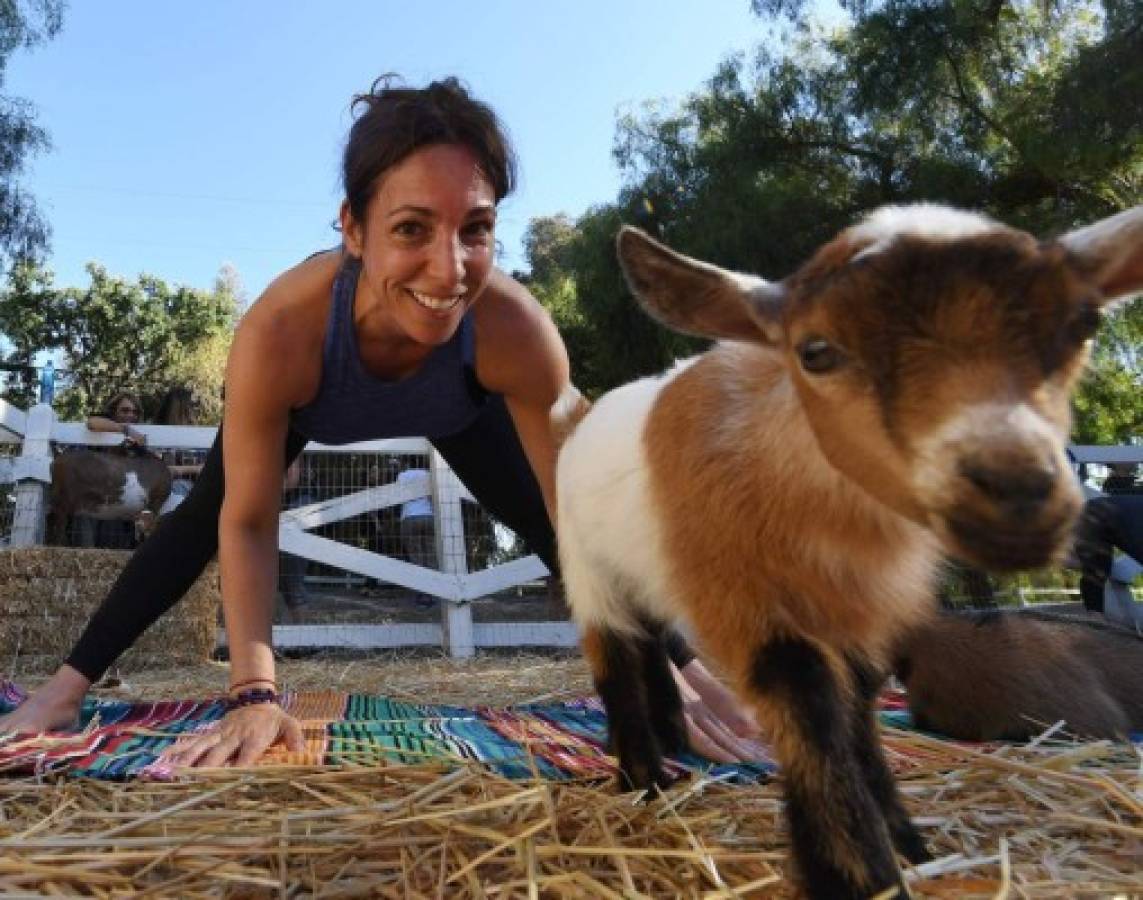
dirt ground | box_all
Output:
[76,648,595,708]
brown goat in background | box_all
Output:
[896,610,1143,742]
[47,386,200,546]
[555,203,1143,899]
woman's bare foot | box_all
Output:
[0,665,91,734]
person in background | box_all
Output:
[1076,464,1143,612]
[86,392,148,450]
[1102,462,1141,496]
[396,463,438,608]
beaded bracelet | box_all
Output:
[228,677,278,693]
[226,688,280,711]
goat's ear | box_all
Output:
[1059,205,1143,305]
[616,226,786,344]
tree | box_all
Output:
[0,1,66,266]
[523,0,1140,424]
[522,214,576,285]
[1072,297,1143,444]
[0,256,53,405]
[0,259,237,421]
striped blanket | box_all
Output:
[1,680,797,781]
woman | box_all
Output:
[86,391,148,449]
[1,77,760,766]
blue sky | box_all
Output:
[9,0,783,304]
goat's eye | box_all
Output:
[1067,303,1102,343]
[797,338,845,374]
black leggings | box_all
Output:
[66,397,695,681]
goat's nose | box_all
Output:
[959,458,1058,512]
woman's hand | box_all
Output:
[671,659,768,764]
[122,424,147,447]
[159,703,304,768]
[0,668,89,735]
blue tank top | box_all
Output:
[289,256,488,444]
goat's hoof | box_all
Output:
[617,761,674,796]
[896,831,932,865]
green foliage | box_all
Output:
[1072,297,1143,443]
[0,0,65,266]
[0,259,237,421]
[522,0,1141,425]
[0,256,52,405]
[525,206,705,397]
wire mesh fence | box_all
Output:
[0,369,563,630]
[276,449,559,627]
[6,442,557,626]
[1,378,1136,647]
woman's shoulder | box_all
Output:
[239,250,343,343]
[473,270,568,402]
[228,250,345,402]
[474,269,552,340]
[255,250,342,317]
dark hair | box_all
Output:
[103,391,143,421]
[154,386,197,426]
[342,75,518,223]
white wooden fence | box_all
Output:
[0,399,578,658]
[0,398,1138,656]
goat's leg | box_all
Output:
[637,617,688,758]
[849,656,931,864]
[47,509,68,547]
[582,624,672,793]
[750,637,906,900]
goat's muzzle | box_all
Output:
[915,399,1083,572]
[940,453,1082,572]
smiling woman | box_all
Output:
[0,75,758,768]
[340,143,497,364]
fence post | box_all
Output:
[430,447,474,658]
[11,402,56,547]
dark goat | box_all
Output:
[897,610,1143,741]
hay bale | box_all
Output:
[0,547,219,675]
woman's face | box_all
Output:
[341,143,497,348]
[112,397,141,424]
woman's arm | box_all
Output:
[161,258,333,768]
[162,318,300,768]
[474,273,569,523]
[167,463,205,477]
[216,330,294,698]
[87,415,146,446]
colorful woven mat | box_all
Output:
[0,680,781,782]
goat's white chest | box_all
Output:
[91,472,150,519]
[557,369,684,627]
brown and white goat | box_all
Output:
[48,386,201,545]
[555,203,1143,899]
[48,449,172,546]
